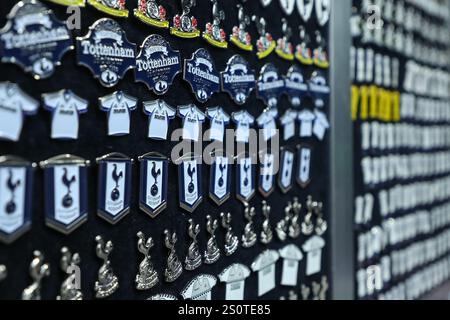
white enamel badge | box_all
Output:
[99,91,137,136]
[177,153,202,213]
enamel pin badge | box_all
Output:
[278,148,294,193]
[221,55,256,106]
[139,152,168,218]
[203,0,227,49]
[297,145,312,188]
[183,48,220,103]
[178,104,206,142]
[143,100,176,140]
[280,109,298,141]
[77,18,136,87]
[258,150,276,198]
[135,34,181,96]
[279,244,303,286]
[170,0,200,39]
[284,65,309,107]
[279,0,295,15]
[296,26,313,65]
[232,110,254,144]
[134,0,168,28]
[257,63,285,108]
[275,18,294,61]
[315,0,331,26]
[308,71,330,108]
[206,107,230,142]
[252,16,275,59]
[313,31,329,68]
[209,151,232,206]
[177,153,202,213]
[230,4,253,51]
[297,0,314,22]
[219,263,251,300]
[87,0,129,17]
[45,0,85,6]
[0,156,35,244]
[96,153,133,224]
[302,235,325,276]
[99,91,137,136]
[181,274,217,300]
[251,250,280,297]
[257,108,278,142]
[0,0,73,80]
[40,155,90,234]
[236,152,256,203]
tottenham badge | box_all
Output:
[134,0,169,28]
[236,153,256,203]
[87,0,129,17]
[139,152,168,218]
[275,18,294,61]
[257,63,285,108]
[209,151,232,206]
[284,65,309,108]
[177,153,202,213]
[278,148,294,193]
[221,55,256,106]
[202,0,228,49]
[297,145,312,188]
[259,151,276,198]
[0,0,73,80]
[230,4,253,51]
[40,154,89,234]
[296,26,313,65]
[252,16,275,59]
[308,71,330,108]
[45,0,86,6]
[170,0,200,38]
[97,153,133,224]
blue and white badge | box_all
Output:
[308,71,330,108]
[259,151,276,198]
[236,153,256,203]
[278,148,294,193]
[139,152,168,218]
[40,154,89,234]
[135,34,181,96]
[183,48,220,103]
[220,55,256,106]
[177,153,202,213]
[99,91,137,136]
[256,63,285,108]
[284,65,309,107]
[96,153,133,224]
[209,151,232,206]
[0,0,73,80]
[297,145,312,188]
[76,18,136,87]
[0,156,35,244]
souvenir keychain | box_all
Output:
[220,55,256,106]
[134,0,169,28]
[257,108,279,142]
[219,263,251,300]
[258,150,276,197]
[252,16,276,59]
[178,104,206,142]
[313,31,329,69]
[99,91,137,136]
[278,147,295,193]
[94,236,119,298]
[235,152,256,203]
[230,4,253,51]
[204,215,221,264]
[220,212,239,256]
[164,230,183,282]
[57,247,83,300]
[206,107,230,142]
[184,219,202,271]
[275,18,294,61]
[22,251,50,300]
[260,200,274,244]
[295,26,314,65]
[171,0,200,38]
[297,145,312,188]
[279,244,303,286]
[251,250,280,297]
[177,153,203,213]
[203,0,227,48]
[135,231,159,290]
[209,150,232,206]
[87,0,129,17]
[280,109,298,141]
[241,202,257,248]
[232,111,255,144]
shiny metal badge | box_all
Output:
[209,151,231,206]
[181,274,217,300]
[0,0,73,80]
[57,247,83,300]
[163,229,183,282]
[40,154,90,234]
[135,231,159,290]
[283,65,309,107]
[183,48,220,103]
[170,0,200,38]
[313,31,329,68]
[278,148,294,193]
[256,63,285,108]
[87,0,129,17]
[45,0,86,6]
[94,235,119,298]
[235,153,256,204]
[230,4,253,51]
[252,16,275,59]
[220,55,256,106]
[76,18,136,87]
[219,263,251,301]
[139,152,168,218]
[279,0,295,15]
[134,0,169,28]
[0,156,35,244]
[184,218,202,271]
[177,153,202,213]
[202,0,227,49]
[135,34,181,96]
[148,293,177,300]
[22,251,50,300]
[99,91,137,136]
[258,150,276,198]
[275,18,294,61]
[308,71,330,108]
[297,145,312,188]
[204,215,220,264]
[296,26,313,65]
[96,153,133,224]
[220,212,239,256]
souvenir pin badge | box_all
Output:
[178,104,206,142]
[76,18,136,87]
[284,65,309,107]
[134,0,168,28]
[280,109,298,141]
[184,219,202,271]
[138,152,169,218]
[22,251,50,300]
[164,229,183,283]
[301,284,311,300]
[0,156,35,244]
[135,231,159,290]
[203,0,227,49]
[204,215,220,264]
[181,274,217,300]
[220,212,239,256]
[276,202,291,241]
[256,63,285,108]
[230,4,253,51]
[258,150,276,198]
[0,265,6,282]
[279,0,295,15]
[0,0,73,80]
[40,155,90,235]
[220,55,256,106]
[241,202,257,248]
[170,0,200,38]
[232,110,255,144]
[99,91,137,136]
[315,0,330,26]
[135,34,181,96]
[252,16,275,59]
[251,250,280,297]
[279,244,303,286]
[94,235,119,298]
[297,0,314,22]
[44,0,85,6]
[209,150,232,206]
[295,26,313,65]
[177,153,202,213]
[297,145,312,188]
[313,31,329,68]
[314,200,327,235]
[257,108,278,141]
[278,148,294,193]
[289,197,301,238]
[206,107,229,143]
[183,48,220,103]
[302,234,325,276]
[308,71,330,108]
[144,100,176,140]
[87,0,129,17]
[275,18,294,61]
[260,200,273,244]
[312,112,329,141]
[219,263,251,300]
[148,293,178,300]
[302,195,314,235]
[57,247,83,300]
[235,152,256,203]
[96,153,133,225]
[319,276,329,300]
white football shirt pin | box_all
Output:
[206,107,230,142]
[203,0,227,48]
[235,152,256,203]
[279,244,303,286]
[297,0,314,22]
[143,100,176,140]
[257,64,285,108]
[280,109,298,141]
[181,274,217,300]
[219,263,251,300]
[302,234,325,276]
[230,4,253,51]
[252,16,276,59]
[297,109,316,137]
[315,0,331,26]
[258,150,276,197]
[220,212,239,256]
[57,247,83,300]
[313,110,330,141]
[204,215,220,264]
[314,200,327,235]
[170,0,200,38]
[279,0,295,15]
[44,0,86,6]
[94,235,119,298]
[0,265,6,282]
[99,91,137,136]
[296,26,314,65]
[289,197,301,238]
[184,219,202,271]
[87,0,129,17]
[232,110,255,144]
[177,153,203,213]
[220,55,256,106]
[22,251,50,300]
[40,155,90,234]
[178,104,206,142]
[148,293,177,300]
[76,18,136,87]
[163,230,183,282]
[134,0,168,28]
[257,108,279,142]
[209,151,231,206]
[297,145,312,188]
[135,231,159,290]
[284,65,309,108]
[0,156,35,244]
[241,202,257,248]
[275,18,294,61]
[278,148,294,193]
[260,200,273,244]
[302,195,314,235]
[251,250,280,297]
[276,202,291,241]
[313,31,329,68]
[0,0,73,80]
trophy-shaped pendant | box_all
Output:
[252,16,276,59]
[204,215,221,264]
[302,196,315,236]
[184,219,202,271]
[94,236,119,298]
[313,31,330,68]
[241,202,257,248]
[276,202,291,241]
[87,0,129,17]
[22,251,50,300]
[170,0,200,38]
[203,0,227,48]
[134,0,169,28]
[135,232,159,290]
[230,4,253,51]
[57,247,83,300]
[164,230,183,282]
[220,212,239,256]
[260,201,273,244]
[296,26,313,65]
[275,18,294,61]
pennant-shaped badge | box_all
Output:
[297,145,312,188]
[220,55,256,106]
[284,65,309,107]
[259,150,276,198]
[209,151,232,206]
[278,148,294,193]
[236,153,256,203]
[256,63,285,108]
[177,153,202,213]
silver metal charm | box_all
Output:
[135,231,159,290]
[148,293,178,300]
[319,276,329,300]
[220,212,239,256]
[241,202,257,248]
[230,4,253,51]
[312,281,320,300]
[94,236,119,298]
[301,284,310,300]
[184,219,202,271]
[288,290,298,300]
[181,274,217,300]
[0,265,6,282]
[252,16,275,59]
[57,247,83,300]
[22,251,50,300]
[164,230,183,282]
[219,263,251,300]
[302,195,315,236]
[202,0,227,48]
[204,215,220,264]
[289,197,301,238]
[276,203,291,241]
[314,200,327,235]
[260,200,273,244]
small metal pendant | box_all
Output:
[0,265,6,282]
[284,65,309,107]
[170,0,200,38]
[295,26,313,65]
[181,274,217,300]
[301,284,311,300]
[302,196,315,236]
[164,230,183,282]
[87,0,129,17]
[289,197,301,238]
[220,212,239,256]
[203,0,227,49]
[184,219,202,271]
[134,0,169,28]
[314,200,327,235]
[204,215,220,265]
[235,152,256,203]
[275,18,294,61]
[135,231,159,290]
[241,202,257,248]
[94,236,119,298]
[276,202,291,241]
[313,31,329,68]
[148,293,178,300]
[221,55,256,106]
[22,251,50,300]
[260,201,273,244]
[45,0,86,6]
[257,64,285,108]
[252,16,276,59]
[57,247,83,300]
[230,4,253,51]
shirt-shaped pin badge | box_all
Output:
[278,148,294,193]
[284,65,309,107]
[302,235,325,276]
[258,150,276,198]
[96,153,133,224]
[134,0,169,28]
[308,71,330,108]
[178,104,206,142]
[135,34,181,95]
[87,0,129,17]
[257,108,278,142]
[297,144,312,188]
[77,18,136,87]
[42,89,88,140]
[313,110,329,141]
[251,250,280,297]
[279,0,295,15]
[275,18,294,61]
[219,263,251,300]
[0,156,35,244]
[220,55,256,106]
[170,0,200,38]
[232,110,254,144]
[206,107,229,142]
[230,4,253,51]
[279,244,303,286]
[143,100,176,140]
[235,152,256,203]
[297,109,316,137]
[297,0,314,22]
[313,31,329,68]
[44,0,86,6]
[40,154,90,234]
[280,109,298,141]
[202,0,227,49]
[181,274,217,300]
[295,26,313,65]
[209,151,231,206]
[177,153,202,213]
[256,63,285,108]
[0,82,39,142]
[99,91,137,136]
[252,16,275,59]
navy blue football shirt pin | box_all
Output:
[230,4,253,52]
[220,55,256,106]
[170,0,200,39]
[0,0,73,80]
[134,0,169,28]
[275,18,294,61]
[252,16,276,59]
[87,0,129,17]
[45,0,86,5]
[202,0,228,49]
[76,18,136,87]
